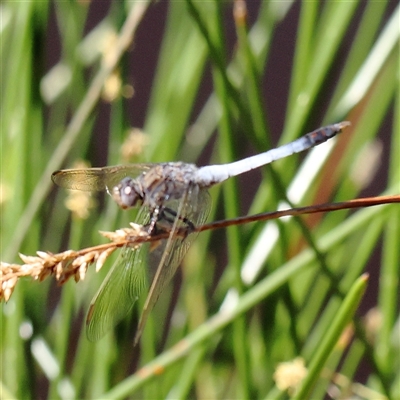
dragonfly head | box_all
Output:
[112,177,144,209]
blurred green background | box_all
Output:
[1,1,399,399]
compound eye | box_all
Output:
[112,177,142,209]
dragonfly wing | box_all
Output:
[86,243,149,341]
[52,164,153,192]
[86,205,152,341]
[134,186,211,344]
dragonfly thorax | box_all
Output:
[112,177,144,209]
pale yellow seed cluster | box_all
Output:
[63,160,96,220]
[65,190,96,220]
[273,357,307,394]
[121,128,149,162]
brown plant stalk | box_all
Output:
[2,193,399,303]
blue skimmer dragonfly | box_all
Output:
[52,121,350,344]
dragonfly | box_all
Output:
[52,121,350,344]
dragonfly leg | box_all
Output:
[159,207,196,232]
[147,207,160,234]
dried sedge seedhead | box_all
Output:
[273,357,307,395]
[0,263,20,302]
[65,189,96,220]
[121,128,148,162]
[102,70,122,102]
[64,160,97,220]
[0,223,150,302]
[363,307,382,344]
[99,222,148,242]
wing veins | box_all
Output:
[134,186,211,345]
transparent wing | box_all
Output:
[51,164,153,192]
[86,206,151,341]
[86,244,147,341]
[85,185,211,343]
[134,186,211,344]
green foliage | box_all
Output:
[1,1,399,399]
